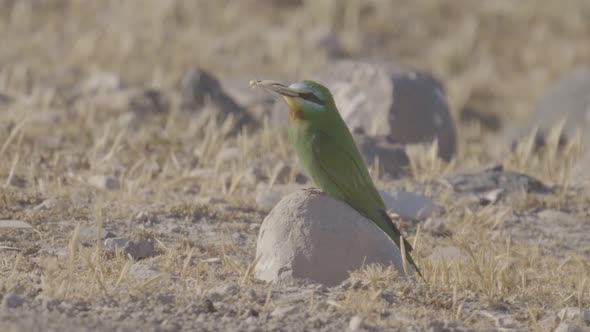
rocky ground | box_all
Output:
[1,1,590,331]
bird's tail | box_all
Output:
[375,209,424,281]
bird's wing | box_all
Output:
[310,129,422,278]
[310,129,384,209]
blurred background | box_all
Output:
[1,0,589,123]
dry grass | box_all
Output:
[1,0,590,330]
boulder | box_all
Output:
[318,60,457,161]
[508,66,590,146]
[353,131,410,179]
[255,189,414,286]
[179,68,254,131]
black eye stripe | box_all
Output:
[299,92,324,105]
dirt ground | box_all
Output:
[1,1,589,331]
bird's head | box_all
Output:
[252,80,336,120]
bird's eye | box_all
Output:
[299,92,324,105]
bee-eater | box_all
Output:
[251,79,422,278]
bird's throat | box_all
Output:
[285,97,304,121]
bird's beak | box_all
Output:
[249,80,301,98]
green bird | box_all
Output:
[251,79,422,278]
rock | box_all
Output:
[0,219,33,229]
[348,316,363,331]
[78,224,115,246]
[104,237,158,260]
[1,293,26,309]
[179,68,253,131]
[7,175,26,188]
[0,92,15,104]
[318,60,457,161]
[477,310,518,329]
[427,320,468,332]
[478,188,504,206]
[423,218,451,237]
[446,164,550,194]
[380,190,435,221]
[270,305,299,319]
[523,66,590,144]
[129,261,161,280]
[207,284,239,301]
[354,132,410,179]
[76,71,125,96]
[255,189,413,286]
[87,174,120,191]
[429,246,464,264]
[216,146,242,165]
[128,89,169,115]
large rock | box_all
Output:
[509,66,590,146]
[353,131,410,179]
[318,60,457,161]
[179,68,254,131]
[255,189,412,286]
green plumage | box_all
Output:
[279,80,422,278]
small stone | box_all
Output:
[255,189,414,286]
[348,316,363,331]
[78,224,112,246]
[478,310,518,328]
[427,320,465,332]
[270,305,298,319]
[88,175,120,191]
[216,147,242,165]
[104,237,157,260]
[33,198,57,211]
[1,293,26,309]
[0,92,15,104]
[423,218,451,236]
[0,219,33,229]
[479,188,504,205]
[78,71,124,95]
[129,261,161,280]
[104,237,130,250]
[446,163,550,194]
[380,190,435,221]
[8,175,26,188]
[207,284,238,301]
[129,89,169,115]
[429,246,464,264]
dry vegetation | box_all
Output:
[1,1,589,331]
